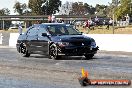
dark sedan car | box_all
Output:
[16,23,99,60]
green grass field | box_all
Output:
[77,26,132,34]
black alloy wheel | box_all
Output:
[49,44,60,60]
[20,43,30,57]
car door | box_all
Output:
[37,25,50,53]
[26,26,39,52]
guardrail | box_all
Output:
[0,15,90,18]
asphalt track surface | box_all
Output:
[0,47,132,88]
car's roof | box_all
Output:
[41,23,66,25]
[31,23,70,29]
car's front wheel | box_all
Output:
[19,43,30,57]
[49,44,61,60]
[85,54,94,60]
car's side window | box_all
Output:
[66,26,78,35]
[60,27,65,34]
[47,26,56,35]
[38,26,48,37]
[27,27,38,36]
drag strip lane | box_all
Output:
[0,48,131,88]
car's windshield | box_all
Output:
[47,25,81,36]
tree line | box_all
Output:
[0,0,131,19]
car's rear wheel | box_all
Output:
[20,43,30,57]
[49,44,61,60]
[85,54,94,60]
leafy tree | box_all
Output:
[28,0,61,15]
[95,4,108,16]
[70,2,78,15]
[0,8,11,29]
[13,1,28,15]
[70,2,95,15]
[71,2,85,15]
[0,8,10,15]
[59,1,72,15]
[112,0,120,6]
[43,0,61,15]
[28,0,43,15]
[115,0,131,19]
[84,3,96,15]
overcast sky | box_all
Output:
[0,0,112,15]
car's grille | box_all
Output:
[59,46,98,56]
[63,47,91,55]
[71,41,91,46]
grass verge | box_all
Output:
[0,26,132,34]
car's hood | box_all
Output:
[51,35,92,42]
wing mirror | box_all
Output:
[42,33,48,36]
[79,32,83,35]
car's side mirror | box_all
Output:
[79,32,83,35]
[42,33,48,36]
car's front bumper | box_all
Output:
[58,46,99,56]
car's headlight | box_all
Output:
[91,42,96,48]
[90,38,96,48]
[58,42,70,47]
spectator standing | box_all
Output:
[94,16,99,26]
[125,14,130,26]
[83,20,90,33]
[109,18,113,25]
[48,15,52,23]
[85,20,90,28]
[51,15,56,23]
[107,18,113,30]
[18,23,23,35]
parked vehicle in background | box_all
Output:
[8,24,25,30]
[8,26,18,30]
[16,23,99,60]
